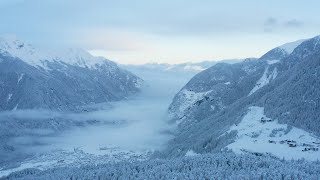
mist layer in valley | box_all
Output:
[0,66,195,177]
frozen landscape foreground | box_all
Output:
[4,153,320,180]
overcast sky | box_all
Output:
[0,0,319,64]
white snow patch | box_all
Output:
[210,105,215,111]
[269,67,278,81]
[183,65,205,71]
[279,39,306,54]
[248,67,278,96]
[267,60,280,65]
[175,116,186,125]
[177,89,212,116]
[224,81,231,85]
[226,106,320,161]
[134,78,145,89]
[0,161,56,178]
[242,65,257,74]
[185,150,199,157]
[13,104,18,111]
[7,94,12,102]
[59,48,109,70]
[17,73,24,84]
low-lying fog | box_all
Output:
[0,68,196,173]
[47,69,194,154]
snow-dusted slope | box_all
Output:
[248,66,278,96]
[226,106,320,160]
[0,36,143,111]
[171,89,212,124]
[168,58,265,124]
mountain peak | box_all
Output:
[0,36,111,70]
[289,35,320,60]
[278,39,306,54]
[259,47,288,61]
[259,38,308,62]
[0,36,52,68]
[59,48,112,69]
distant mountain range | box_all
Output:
[165,35,320,160]
[0,37,143,112]
[121,59,242,75]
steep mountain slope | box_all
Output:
[0,37,143,111]
[261,36,320,134]
[168,58,262,124]
[165,36,320,159]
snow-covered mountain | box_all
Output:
[165,36,320,160]
[0,36,143,111]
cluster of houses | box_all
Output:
[260,117,273,123]
[267,139,319,151]
[302,142,319,152]
[268,140,276,144]
[280,140,297,147]
[258,116,320,152]
[302,147,319,152]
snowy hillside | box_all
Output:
[226,106,320,160]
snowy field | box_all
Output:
[226,106,320,160]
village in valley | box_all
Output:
[260,117,320,152]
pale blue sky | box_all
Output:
[0,0,319,64]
